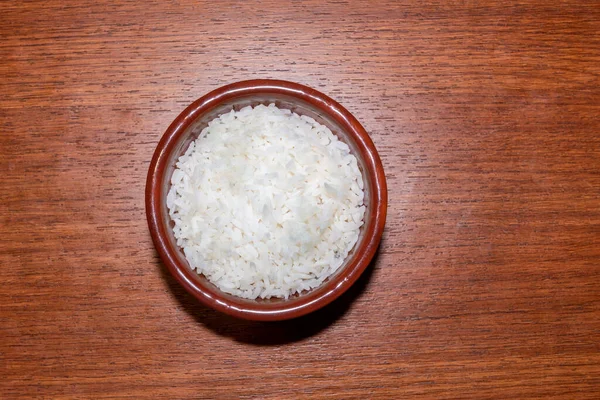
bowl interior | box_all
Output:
[159,93,376,306]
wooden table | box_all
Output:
[2,1,599,398]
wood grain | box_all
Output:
[1,0,599,398]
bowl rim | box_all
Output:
[146,79,387,321]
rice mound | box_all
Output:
[167,104,365,299]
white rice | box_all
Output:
[167,104,365,299]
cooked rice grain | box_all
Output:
[167,104,365,299]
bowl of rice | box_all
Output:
[146,80,387,321]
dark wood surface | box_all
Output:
[1,1,599,398]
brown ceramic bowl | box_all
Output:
[146,79,387,321]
